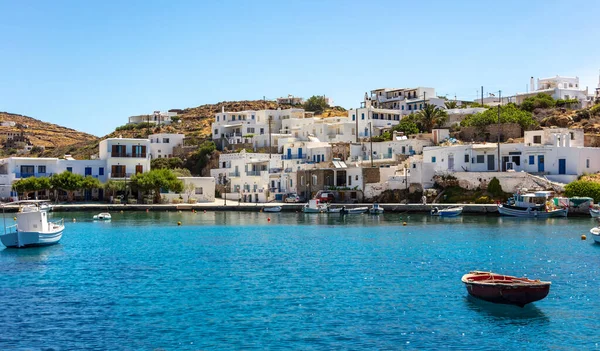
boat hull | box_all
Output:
[462,271,551,307]
[303,207,326,213]
[498,205,567,218]
[263,206,282,213]
[590,209,600,218]
[0,229,63,248]
[590,227,600,243]
[369,208,384,214]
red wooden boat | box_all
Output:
[461,271,551,307]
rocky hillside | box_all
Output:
[0,112,98,155]
[537,104,600,133]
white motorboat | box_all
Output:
[1,201,64,248]
[262,206,282,213]
[498,191,567,218]
[93,212,112,220]
[431,206,463,217]
[590,227,600,243]
[303,199,328,213]
[369,203,384,215]
[341,207,368,215]
[327,206,343,213]
[590,208,600,218]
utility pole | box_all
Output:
[369,122,374,168]
[355,105,359,143]
[481,86,484,106]
[497,90,502,172]
[268,115,272,159]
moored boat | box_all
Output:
[93,212,112,220]
[590,208,600,218]
[498,191,567,218]
[303,199,328,213]
[369,203,384,215]
[461,271,551,307]
[590,227,600,243]
[343,207,368,215]
[262,206,282,213]
[1,201,64,248]
[431,206,463,217]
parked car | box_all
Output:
[317,192,336,203]
[284,193,300,203]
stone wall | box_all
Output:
[459,123,522,142]
[584,133,600,147]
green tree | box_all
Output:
[444,101,458,109]
[104,180,126,200]
[51,171,85,202]
[415,104,448,132]
[12,177,45,200]
[81,175,102,190]
[184,141,216,175]
[461,104,537,130]
[487,177,503,197]
[303,95,329,114]
[172,168,192,177]
[392,115,421,136]
[520,93,556,112]
[130,168,184,203]
[564,180,600,203]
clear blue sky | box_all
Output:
[1,0,599,137]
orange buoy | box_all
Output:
[267,217,271,222]
[582,234,587,240]
[402,222,407,226]
[177,221,181,226]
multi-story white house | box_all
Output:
[99,137,151,179]
[367,87,446,113]
[148,133,185,159]
[128,111,178,125]
[515,75,595,108]
[211,108,309,149]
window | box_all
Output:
[529,155,535,164]
[252,115,255,120]
[348,176,352,186]
[99,167,104,176]
[214,129,218,135]
[355,175,359,180]
[232,116,236,121]
[247,128,255,133]
[402,146,406,154]
[419,104,423,110]
[20,165,34,177]
[195,187,203,195]
[587,159,590,168]
[217,116,220,122]
[38,165,46,173]
[412,163,416,169]
[85,167,92,176]
[352,114,355,121]
[361,113,365,120]
[533,135,541,144]
[163,138,169,143]
[570,132,574,140]
[408,105,412,111]
[464,154,469,163]
[66,167,73,173]
[476,155,485,163]
[402,106,404,110]
[260,128,264,135]
[431,156,436,163]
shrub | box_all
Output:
[487,177,503,197]
[474,196,492,204]
[591,104,600,117]
[564,180,600,203]
[520,93,556,112]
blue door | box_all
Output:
[298,148,303,159]
[287,148,292,159]
[538,155,545,172]
[559,159,566,174]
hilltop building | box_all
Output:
[515,75,595,108]
[128,111,178,125]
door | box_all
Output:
[298,148,303,159]
[558,159,566,174]
[136,165,143,174]
[448,154,454,170]
[487,155,495,171]
[287,148,292,159]
[538,155,545,172]
[502,156,509,172]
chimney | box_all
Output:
[530,77,535,92]
[221,106,225,113]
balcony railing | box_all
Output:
[109,173,132,178]
[228,172,240,177]
[15,172,54,178]
[269,168,282,174]
[111,152,147,158]
[246,171,263,176]
[282,155,305,160]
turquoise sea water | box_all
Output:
[0,211,599,350]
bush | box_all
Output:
[564,180,600,203]
[474,196,493,204]
[461,104,537,130]
[520,93,556,112]
[591,104,600,117]
[487,177,503,197]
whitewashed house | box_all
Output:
[160,177,215,203]
[148,133,185,159]
[128,111,177,125]
[99,137,151,179]
[516,75,595,108]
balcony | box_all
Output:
[282,155,305,160]
[15,172,54,178]
[246,171,263,176]
[228,172,240,177]
[111,152,147,158]
[269,168,282,174]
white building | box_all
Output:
[515,75,595,108]
[128,111,178,125]
[210,151,285,203]
[366,87,446,113]
[160,177,215,203]
[410,128,600,189]
[148,133,185,159]
[277,95,304,105]
[99,137,151,179]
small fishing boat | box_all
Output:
[431,206,463,217]
[342,207,368,215]
[369,203,384,215]
[303,199,328,213]
[590,226,600,243]
[327,206,342,213]
[590,208,600,218]
[461,271,551,308]
[498,191,567,218]
[93,212,112,220]
[262,206,282,213]
[1,201,64,248]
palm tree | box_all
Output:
[444,101,458,109]
[415,104,448,132]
